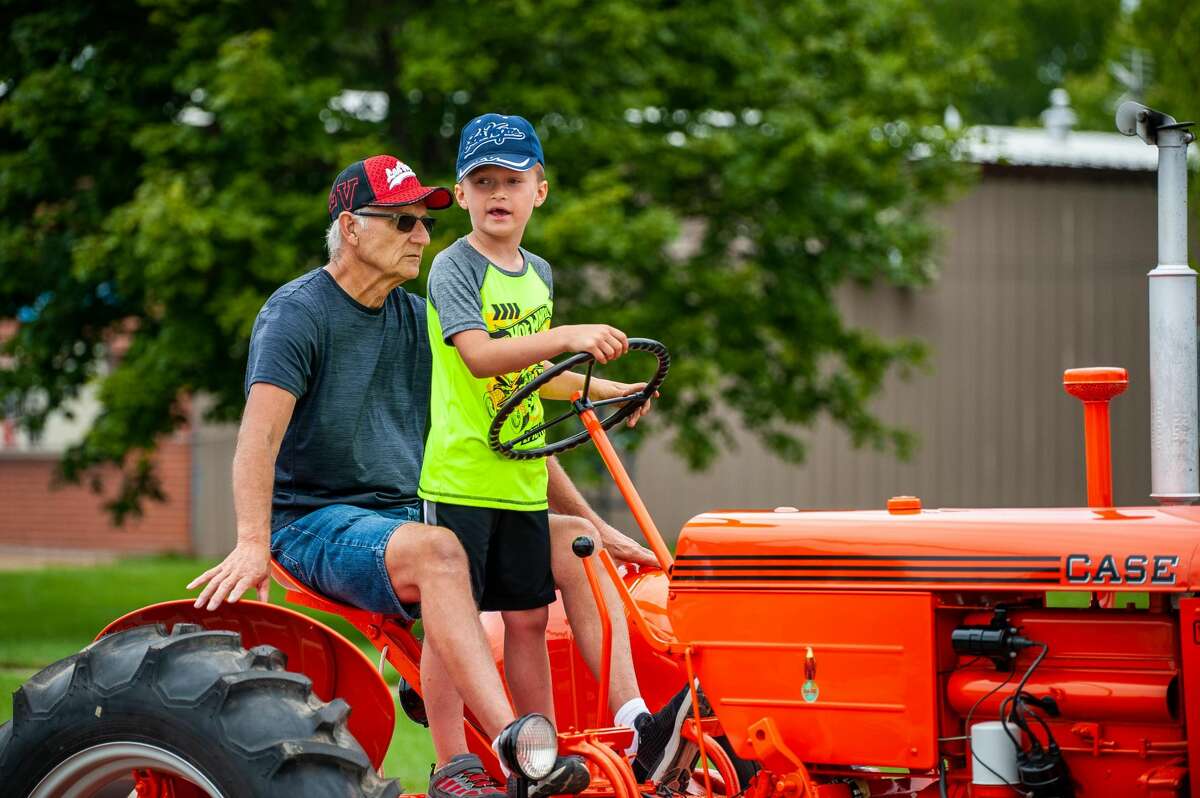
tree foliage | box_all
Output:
[0,0,972,516]
[928,0,1123,127]
[1082,0,1200,128]
[1056,2,1200,211]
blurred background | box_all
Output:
[0,0,1197,782]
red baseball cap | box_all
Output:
[327,155,453,220]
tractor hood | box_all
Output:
[672,504,1200,592]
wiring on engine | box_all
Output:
[960,664,1029,796]
[1001,692,1060,753]
[1000,642,1050,752]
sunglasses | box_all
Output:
[354,210,437,234]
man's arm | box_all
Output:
[188,383,297,609]
[452,324,629,378]
[546,456,658,567]
[539,374,656,429]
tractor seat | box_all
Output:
[270,559,418,624]
[270,559,354,615]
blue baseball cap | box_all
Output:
[456,113,544,182]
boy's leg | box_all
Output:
[500,606,554,720]
[484,509,590,798]
[482,508,557,720]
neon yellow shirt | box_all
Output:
[418,237,552,510]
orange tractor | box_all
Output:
[1,104,1198,798]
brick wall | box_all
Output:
[0,429,192,554]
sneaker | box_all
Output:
[633,682,713,784]
[527,754,591,798]
[430,753,506,798]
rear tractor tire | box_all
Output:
[0,622,399,797]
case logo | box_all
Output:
[1064,553,1179,585]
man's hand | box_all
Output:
[591,379,658,427]
[187,541,271,610]
[597,521,658,568]
[556,324,628,364]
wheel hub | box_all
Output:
[30,741,224,798]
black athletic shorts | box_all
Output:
[423,501,555,612]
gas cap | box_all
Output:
[887,495,922,514]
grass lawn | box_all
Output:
[0,555,435,789]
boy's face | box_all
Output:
[455,165,547,243]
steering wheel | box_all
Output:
[488,338,670,461]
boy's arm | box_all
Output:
[451,324,629,378]
[546,456,657,566]
[538,373,656,428]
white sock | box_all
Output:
[614,697,650,755]
[491,735,512,778]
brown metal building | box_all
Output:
[599,124,1176,542]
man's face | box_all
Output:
[352,201,432,281]
[455,165,547,242]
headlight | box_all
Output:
[497,713,557,780]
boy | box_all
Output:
[419,114,702,797]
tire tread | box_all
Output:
[0,622,396,797]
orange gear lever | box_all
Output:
[1063,367,1128,508]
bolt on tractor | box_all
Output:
[2,103,1199,798]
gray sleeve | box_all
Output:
[427,252,487,343]
[244,298,320,398]
[525,250,554,300]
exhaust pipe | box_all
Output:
[1116,102,1199,505]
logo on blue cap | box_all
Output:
[456,114,544,182]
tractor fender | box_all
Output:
[98,599,394,769]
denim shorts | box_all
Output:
[270,503,423,621]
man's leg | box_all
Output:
[549,514,642,711]
[549,514,708,783]
[386,522,515,740]
[501,606,555,721]
[420,637,469,767]
[271,508,519,798]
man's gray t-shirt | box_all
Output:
[245,268,431,531]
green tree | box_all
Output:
[1111,0,1200,126]
[0,0,972,516]
[929,0,1122,126]
[1060,2,1200,206]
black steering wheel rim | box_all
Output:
[487,338,670,461]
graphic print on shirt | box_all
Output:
[485,303,552,440]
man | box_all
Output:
[188,155,699,798]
